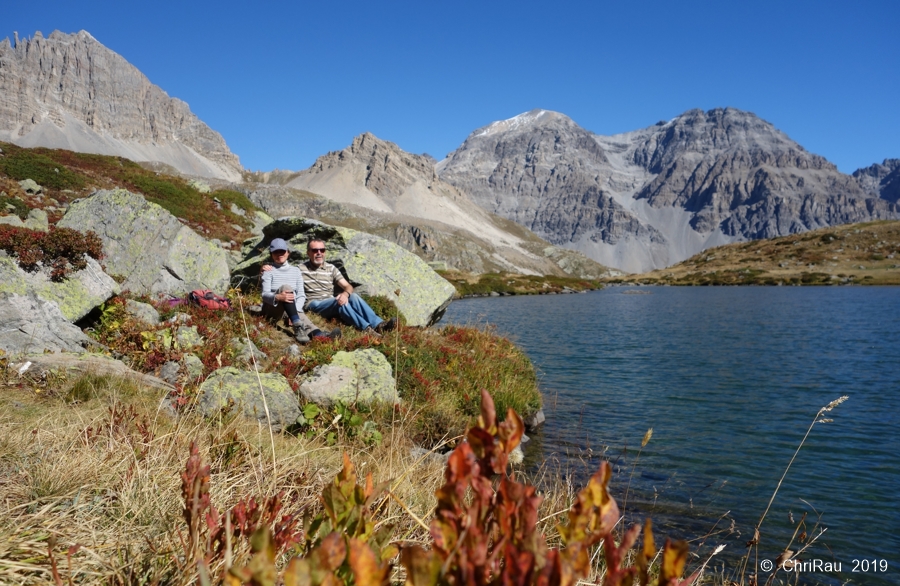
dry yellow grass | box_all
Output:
[0,370,578,585]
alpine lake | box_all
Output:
[445,286,900,586]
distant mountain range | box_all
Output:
[437,109,899,272]
[3,31,896,273]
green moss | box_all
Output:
[0,194,29,220]
[0,149,85,190]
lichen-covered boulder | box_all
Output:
[0,254,119,322]
[236,218,456,326]
[199,367,300,430]
[58,189,230,296]
[174,326,203,349]
[298,349,398,407]
[0,292,95,355]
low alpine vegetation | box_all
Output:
[0,224,104,280]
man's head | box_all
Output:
[269,238,290,264]
[307,239,327,267]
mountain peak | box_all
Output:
[470,109,574,139]
[0,30,242,180]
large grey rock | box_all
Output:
[437,108,899,273]
[236,218,456,327]
[0,292,95,355]
[0,31,242,181]
[58,189,230,296]
[0,254,119,322]
[199,367,300,430]
[298,349,398,407]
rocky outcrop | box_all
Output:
[58,189,230,296]
[298,349,398,407]
[250,133,614,277]
[0,254,118,322]
[198,367,301,430]
[853,159,900,204]
[0,31,242,181]
[0,292,96,354]
[11,353,174,392]
[437,108,899,272]
[236,218,457,327]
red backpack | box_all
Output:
[188,289,232,310]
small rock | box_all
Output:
[0,215,24,227]
[18,179,42,194]
[524,409,545,429]
[189,179,211,194]
[159,361,181,384]
[410,446,449,465]
[230,203,246,217]
[284,344,302,358]
[231,337,266,365]
[168,312,192,324]
[125,300,160,325]
[184,354,204,380]
[175,325,203,349]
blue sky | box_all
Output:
[6,0,898,174]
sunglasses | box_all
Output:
[309,248,326,253]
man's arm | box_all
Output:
[335,276,353,306]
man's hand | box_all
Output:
[276,291,295,303]
[336,291,350,306]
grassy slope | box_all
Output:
[439,270,602,296]
[605,221,900,286]
[0,141,258,245]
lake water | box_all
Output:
[445,287,900,585]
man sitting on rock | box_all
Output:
[300,239,398,334]
[261,238,341,343]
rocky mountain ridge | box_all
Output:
[437,108,898,272]
[247,132,615,278]
[853,159,900,203]
[0,30,242,181]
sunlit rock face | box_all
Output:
[438,108,899,273]
[0,30,243,181]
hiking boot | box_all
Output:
[374,317,397,334]
[364,326,383,338]
[310,327,342,341]
[293,326,310,344]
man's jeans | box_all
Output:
[307,294,383,331]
